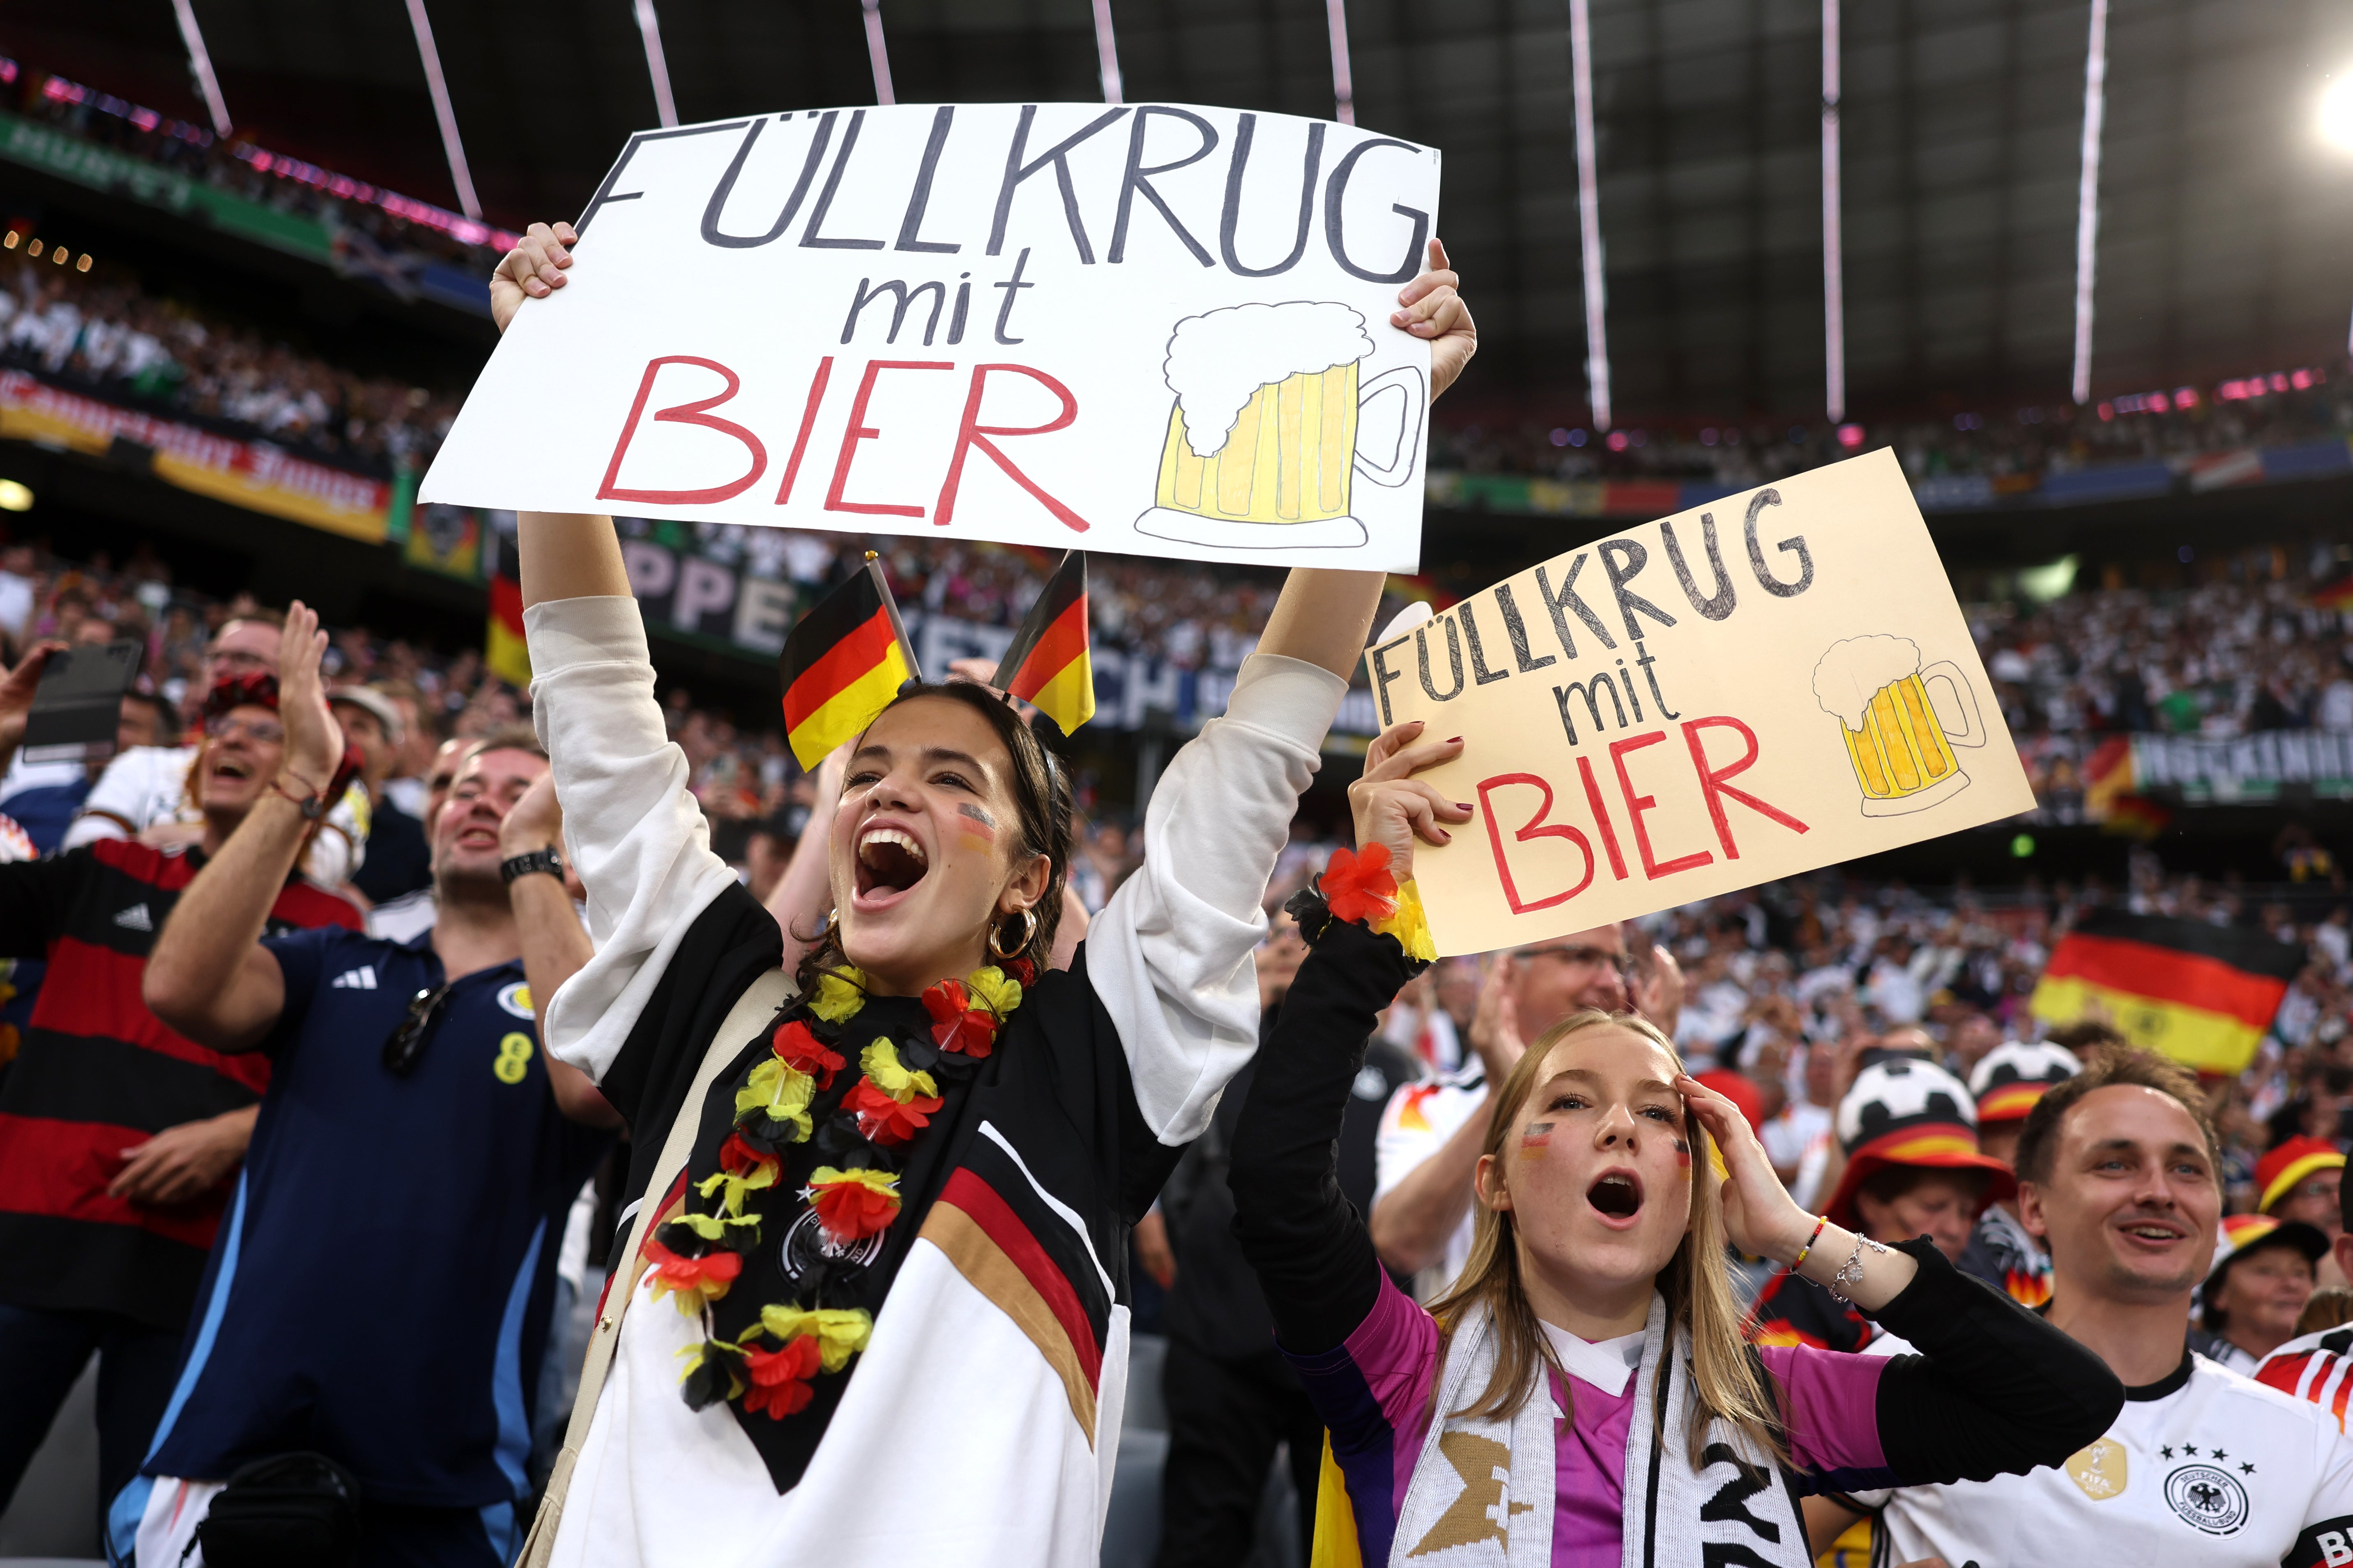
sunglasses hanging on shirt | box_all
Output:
[382,983,453,1076]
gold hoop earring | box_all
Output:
[989,906,1038,960]
[823,907,842,946]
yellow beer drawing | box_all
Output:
[1812,636,1987,816]
[1135,302,1422,551]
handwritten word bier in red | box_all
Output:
[1476,716,1808,915]
[595,354,1088,531]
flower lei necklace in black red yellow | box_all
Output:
[639,954,1032,1420]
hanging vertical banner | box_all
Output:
[419,103,1441,571]
[1375,450,2036,956]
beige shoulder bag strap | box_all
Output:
[518,965,797,1567]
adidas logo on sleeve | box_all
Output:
[113,904,153,932]
[329,967,378,991]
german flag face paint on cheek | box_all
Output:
[1520,1121,1554,1152]
[957,802,998,854]
[1673,1136,1693,1178]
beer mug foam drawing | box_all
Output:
[1812,635,1988,816]
[1135,301,1424,550]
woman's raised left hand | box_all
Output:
[1345,719,1472,882]
[1676,1071,1814,1263]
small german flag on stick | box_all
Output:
[992,550,1094,736]
[779,554,920,769]
[2030,910,2302,1075]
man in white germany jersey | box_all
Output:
[1805,1047,2353,1568]
[2255,1159,2353,1430]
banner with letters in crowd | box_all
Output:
[422,102,1440,570]
[0,369,393,541]
[415,508,1371,740]
[1375,449,2037,956]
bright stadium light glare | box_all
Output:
[0,481,35,513]
[2323,75,2353,153]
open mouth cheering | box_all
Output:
[1587,1169,1644,1221]
[855,823,930,904]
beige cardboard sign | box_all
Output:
[1373,449,2034,956]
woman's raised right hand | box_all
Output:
[1344,719,1471,883]
[490,221,577,334]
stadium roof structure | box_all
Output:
[6,0,2352,427]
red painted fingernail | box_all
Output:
[1446,736,1462,743]
[1455,802,1472,812]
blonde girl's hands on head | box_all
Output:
[1391,239,1476,400]
[1676,1070,1813,1263]
[490,221,577,334]
[1345,719,1472,883]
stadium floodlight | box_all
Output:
[2070,0,2110,406]
[404,0,483,222]
[169,0,233,138]
[2322,74,2353,153]
[1821,0,1844,425]
[1091,0,1122,105]
[862,0,894,106]
[1568,0,1612,432]
[0,481,33,513]
[633,0,678,128]
[1326,0,1355,127]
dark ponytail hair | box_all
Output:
[794,681,1074,993]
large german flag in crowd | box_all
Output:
[779,556,919,769]
[2030,909,2302,1074]
[485,531,532,688]
[992,550,1094,736]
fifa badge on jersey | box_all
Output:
[2065,1438,2127,1500]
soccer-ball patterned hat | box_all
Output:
[1968,1040,2082,1124]
[1823,1056,2017,1230]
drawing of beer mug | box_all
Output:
[1135,301,1424,551]
[1812,635,1988,816]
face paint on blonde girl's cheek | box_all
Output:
[1520,1122,1554,1151]
[1673,1136,1693,1177]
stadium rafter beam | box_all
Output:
[1325,0,1356,126]
[1821,0,1844,424]
[169,0,233,137]
[862,0,895,107]
[2071,0,2110,405]
[633,0,679,129]
[1568,0,1611,432]
[403,0,481,221]
[1092,0,1123,105]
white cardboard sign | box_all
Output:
[421,103,1441,571]
[1375,451,2038,956]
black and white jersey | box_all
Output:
[1849,1341,2353,1567]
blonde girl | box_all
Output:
[1228,722,2126,1566]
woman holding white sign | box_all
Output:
[488,221,1476,1567]
[1229,723,2125,1566]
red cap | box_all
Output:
[2256,1136,2346,1215]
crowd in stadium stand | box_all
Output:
[12,532,2353,1207]
[1432,371,2353,485]
[0,252,465,474]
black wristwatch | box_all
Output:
[500,847,564,885]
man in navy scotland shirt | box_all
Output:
[127,603,617,1567]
